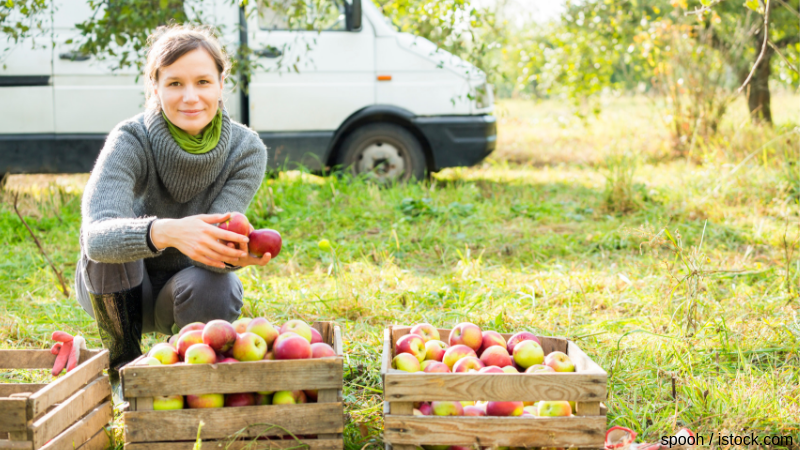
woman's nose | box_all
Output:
[183,86,199,103]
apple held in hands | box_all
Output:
[280,320,313,343]
[219,212,251,239]
[512,340,544,369]
[443,345,477,370]
[449,322,482,352]
[186,393,224,409]
[392,353,421,372]
[410,323,440,342]
[233,332,268,361]
[396,334,426,362]
[149,343,179,365]
[273,334,312,360]
[203,320,237,353]
[249,229,282,258]
[479,345,513,368]
[424,340,447,362]
[544,351,575,372]
[537,401,572,417]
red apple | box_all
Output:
[418,402,433,415]
[410,323,440,343]
[396,334,426,362]
[442,344,477,370]
[272,390,307,405]
[274,331,300,348]
[219,357,239,363]
[423,361,451,373]
[185,343,217,364]
[431,401,463,416]
[263,351,275,360]
[512,340,545,369]
[202,320,238,353]
[486,401,524,416]
[537,401,572,416]
[479,345,512,368]
[249,228,282,258]
[544,351,575,372]
[449,322,483,352]
[232,332,268,361]
[149,343,179,365]
[479,330,507,355]
[219,212,251,238]
[176,330,204,360]
[178,322,205,337]
[424,340,447,362]
[478,365,505,374]
[392,353,421,372]
[186,393,224,408]
[310,342,336,358]
[463,405,486,416]
[506,331,541,354]
[225,393,256,407]
[453,356,485,373]
[231,318,252,334]
[280,320,313,343]
[247,317,279,349]
[153,395,184,410]
[310,327,323,344]
[273,334,312,360]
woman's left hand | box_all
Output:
[227,241,272,267]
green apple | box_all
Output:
[153,395,184,410]
[544,351,575,372]
[537,401,572,417]
[512,340,544,369]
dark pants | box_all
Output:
[75,257,243,335]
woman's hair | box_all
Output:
[144,24,232,110]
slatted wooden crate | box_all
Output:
[121,321,344,450]
[381,325,608,450]
[0,348,113,450]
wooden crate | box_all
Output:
[121,321,344,450]
[381,325,608,450]
[0,348,113,450]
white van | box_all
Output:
[0,0,495,182]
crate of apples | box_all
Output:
[121,319,343,449]
[381,323,608,449]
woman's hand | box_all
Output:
[226,240,272,267]
[151,213,249,269]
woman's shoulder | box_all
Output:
[228,119,267,156]
[105,113,150,149]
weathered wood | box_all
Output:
[0,441,33,450]
[0,385,46,397]
[123,403,343,443]
[388,401,416,450]
[380,329,392,376]
[317,389,340,439]
[0,398,27,433]
[29,350,109,420]
[576,401,601,416]
[384,372,606,402]
[74,429,110,450]
[121,358,343,397]
[383,415,606,447]
[39,401,113,450]
[31,376,112,449]
[128,396,153,413]
[124,438,344,450]
[0,350,101,370]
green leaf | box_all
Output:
[159,0,168,9]
[744,0,759,11]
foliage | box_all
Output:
[0,0,49,66]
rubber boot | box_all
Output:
[88,284,144,403]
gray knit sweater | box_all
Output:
[79,108,267,275]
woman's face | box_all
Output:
[153,48,224,136]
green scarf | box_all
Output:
[162,109,222,154]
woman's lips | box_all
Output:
[180,109,203,116]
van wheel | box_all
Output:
[336,123,426,182]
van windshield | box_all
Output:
[258,0,346,31]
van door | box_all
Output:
[247,0,374,170]
[0,13,55,173]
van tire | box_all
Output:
[336,123,426,182]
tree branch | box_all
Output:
[738,0,771,94]
[769,39,800,73]
[775,0,800,19]
[13,192,70,298]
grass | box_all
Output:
[1,92,799,449]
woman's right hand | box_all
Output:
[150,213,249,269]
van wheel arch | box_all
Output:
[326,106,434,175]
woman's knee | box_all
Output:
[169,268,243,326]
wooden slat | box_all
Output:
[0,350,101,370]
[75,429,110,450]
[39,401,113,450]
[383,415,606,447]
[317,389,340,439]
[576,401,601,416]
[384,372,606,402]
[123,402,344,443]
[31,376,112,449]
[0,441,33,449]
[121,358,342,397]
[29,350,109,419]
[380,328,392,377]
[0,398,27,433]
[388,401,415,450]
[0,385,46,397]
[124,438,344,450]
[538,336,568,356]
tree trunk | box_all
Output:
[747,44,774,124]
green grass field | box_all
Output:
[1,94,799,449]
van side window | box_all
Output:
[258,0,346,31]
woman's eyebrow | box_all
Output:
[163,74,214,82]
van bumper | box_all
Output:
[412,115,496,171]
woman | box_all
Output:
[75,25,270,382]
